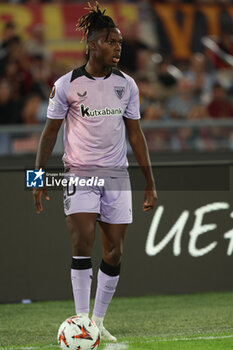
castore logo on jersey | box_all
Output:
[77,91,87,98]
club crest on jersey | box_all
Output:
[114,86,125,100]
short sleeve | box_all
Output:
[124,78,141,120]
[47,72,71,120]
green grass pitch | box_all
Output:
[0,292,233,350]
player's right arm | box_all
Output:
[33,118,63,214]
[33,72,70,214]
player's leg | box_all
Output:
[92,222,127,341]
[66,212,98,316]
[64,179,101,316]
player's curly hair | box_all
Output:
[76,2,117,41]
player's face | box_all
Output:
[94,28,123,68]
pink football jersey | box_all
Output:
[47,66,140,168]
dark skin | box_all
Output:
[33,27,157,266]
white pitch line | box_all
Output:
[2,334,233,350]
[159,334,233,342]
[0,345,57,350]
[103,344,128,350]
[126,334,233,343]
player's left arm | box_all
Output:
[124,118,157,211]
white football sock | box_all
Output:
[71,256,92,315]
[93,266,119,318]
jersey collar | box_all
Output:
[81,65,112,80]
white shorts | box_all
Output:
[63,176,132,224]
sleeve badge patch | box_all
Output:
[50,85,56,99]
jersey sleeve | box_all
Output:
[47,72,71,119]
[124,78,141,120]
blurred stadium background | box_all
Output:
[1,0,233,155]
[0,0,233,304]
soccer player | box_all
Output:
[33,3,157,342]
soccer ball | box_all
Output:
[57,315,101,350]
